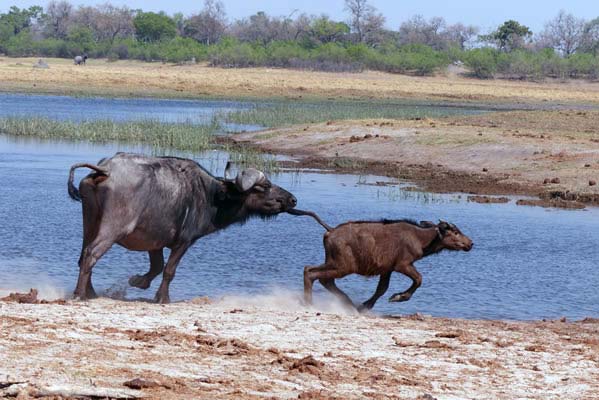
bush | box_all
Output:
[464,48,498,78]
[209,41,266,67]
[5,30,35,56]
[568,53,599,79]
[265,41,308,67]
[499,50,541,80]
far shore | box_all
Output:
[3,57,599,104]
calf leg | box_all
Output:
[129,249,164,290]
[319,278,356,309]
[303,264,343,305]
[154,244,190,304]
[359,271,392,312]
[389,264,422,303]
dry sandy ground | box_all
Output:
[1,294,598,400]
[234,110,599,205]
[2,57,599,103]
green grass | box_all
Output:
[0,117,216,152]
[0,116,276,172]
[221,100,488,129]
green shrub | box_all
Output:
[568,53,599,79]
[209,41,266,67]
[464,48,499,78]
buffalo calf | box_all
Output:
[289,210,473,311]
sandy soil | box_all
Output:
[1,293,598,400]
[3,57,599,103]
[233,110,599,206]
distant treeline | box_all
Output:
[1,0,599,80]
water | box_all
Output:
[0,93,252,123]
[1,135,598,321]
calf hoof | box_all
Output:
[154,293,170,304]
[128,274,151,290]
[389,293,411,303]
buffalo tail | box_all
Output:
[67,163,108,201]
[287,209,332,231]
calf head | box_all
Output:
[437,221,473,252]
[219,167,297,219]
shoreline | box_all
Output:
[231,111,599,208]
[1,296,597,399]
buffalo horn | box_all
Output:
[235,168,265,192]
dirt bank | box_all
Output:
[233,110,599,207]
[2,57,599,104]
[0,294,597,399]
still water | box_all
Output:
[1,135,598,320]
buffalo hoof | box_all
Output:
[128,274,151,290]
[357,304,373,313]
[72,292,95,301]
[389,293,411,303]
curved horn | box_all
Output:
[235,168,265,192]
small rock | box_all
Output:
[123,378,162,390]
[585,163,591,168]
[590,180,596,186]
[32,59,49,69]
[543,178,551,184]
[482,167,488,172]
[550,177,560,184]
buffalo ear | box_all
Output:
[235,168,265,192]
[224,161,233,181]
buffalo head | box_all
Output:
[218,166,297,219]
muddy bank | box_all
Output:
[232,110,599,208]
[1,295,598,399]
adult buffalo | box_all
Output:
[67,153,297,303]
[74,55,88,65]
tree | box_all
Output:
[309,16,350,44]
[230,11,299,44]
[44,1,73,39]
[538,10,584,56]
[73,4,135,43]
[399,15,448,50]
[184,0,227,45]
[444,23,479,50]
[133,11,176,42]
[0,5,44,36]
[484,20,532,52]
[344,0,384,44]
[581,17,599,55]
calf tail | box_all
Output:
[68,163,108,201]
[287,209,333,232]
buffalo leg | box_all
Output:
[129,249,164,290]
[389,264,422,303]
[319,278,356,308]
[74,234,115,300]
[359,271,392,311]
[76,178,102,299]
[154,244,190,304]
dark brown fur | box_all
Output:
[295,212,473,311]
